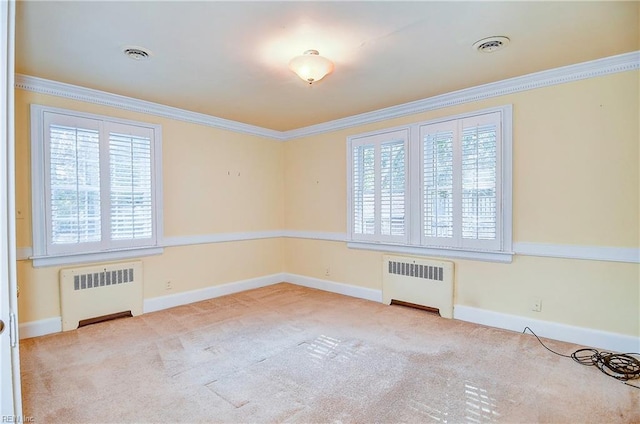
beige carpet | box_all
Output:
[20,283,639,423]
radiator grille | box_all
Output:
[388,261,443,281]
[382,255,454,318]
[73,268,135,291]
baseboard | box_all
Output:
[19,317,62,339]
[454,305,639,353]
[283,273,383,303]
[18,274,638,354]
[143,273,286,313]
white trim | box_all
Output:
[17,233,640,264]
[3,0,23,415]
[16,247,31,261]
[15,52,639,141]
[31,246,163,268]
[347,241,514,263]
[282,51,640,139]
[143,273,285,313]
[514,242,640,264]
[163,230,284,247]
[14,75,284,141]
[15,273,639,354]
[501,106,513,254]
[454,305,639,354]
[283,273,383,303]
[18,317,61,340]
[281,230,348,242]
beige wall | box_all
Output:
[17,238,284,323]
[15,90,285,323]
[283,71,640,337]
[14,70,640,340]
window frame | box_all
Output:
[30,104,164,267]
[347,127,410,245]
[347,105,513,263]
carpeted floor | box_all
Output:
[20,283,640,423]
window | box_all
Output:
[351,129,408,244]
[30,105,163,266]
[347,106,512,262]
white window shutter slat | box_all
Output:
[380,140,405,237]
[49,124,101,246]
[352,143,376,236]
[349,129,408,244]
[461,123,497,240]
[422,129,454,239]
[109,132,153,241]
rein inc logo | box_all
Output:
[2,417,34,423]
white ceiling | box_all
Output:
[16,1,639,131]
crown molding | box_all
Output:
[14,74,285,141]
[15,51,639,142]
[280,50,640,140]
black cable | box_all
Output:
[522,327,640,389]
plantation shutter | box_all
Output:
[380,140,405,237]
[108,124,154,244]
[352,143,376,237]
[348,106,509,259]
[420,112,502,251]
[36,107,161,259]
[350,129,408,243]
[421,121,456,246]
[461,112,501,250]
[45,113,103,254]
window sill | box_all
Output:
[347,241,514,263]
[30,246,164,268]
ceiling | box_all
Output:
[15,1,639,132]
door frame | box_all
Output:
[1,0,22,417]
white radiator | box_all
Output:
[59,261,143,331]
[382,255,454,318]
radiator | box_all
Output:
[382,255,454,318]
[59,261,143,331]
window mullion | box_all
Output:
[99,121,111,251]
[40,111,53,256]
[494,116,503,249]
[408,126,421,245]
[452,121,462,247]
[374,143,381,237]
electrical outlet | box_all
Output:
[531,297,542,312]
[324,267,331,277]
[166,281,172,291]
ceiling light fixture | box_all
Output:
[123,46,152,61]
[472,36,510,53]
[288,50,334,84]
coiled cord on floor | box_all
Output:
[523,327,640,389]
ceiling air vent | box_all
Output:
[123,46,152,61]
[473,36,510,53]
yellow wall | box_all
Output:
[283,71,640,337]
[15,70,640,340]
[15,90,285,322]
